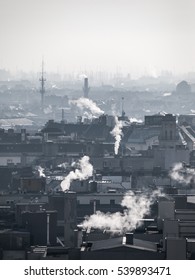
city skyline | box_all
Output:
[1,0,195,78]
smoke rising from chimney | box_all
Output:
[170,162,195,185]
[82,189,163,233]
[37,166,46,178]
[60,155,93,191]
[78,74,87,80]
[70,97,104,117]
[129,117,143,123]
[111,116,123,155]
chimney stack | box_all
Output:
[83,77,90,98]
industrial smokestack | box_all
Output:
[62,108,65,122]
[64,192,77,247]
[47,213,50,246]
[83,77,90,98]
[121,97,125,118]
[93,200,96,214]
[125,232,134,244]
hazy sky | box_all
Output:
[0,0,195,78]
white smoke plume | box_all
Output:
[170,162,195,185]
[60,156,93,191]
[37,166,46,178]
[71,161,76,167]
[82,190,163,233]
[111,116,123,155]
[78,74,87,80]
[129,117,143,123]
[163,92,172,97]
[44,105,52,114]
[83,111,93,120]
[58,162,68,169]
[69,97,104,117]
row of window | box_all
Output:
[77,199,116,205]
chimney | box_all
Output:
[47,213,50,246]
[61,108,65,123]
[93,199,96,214]
[64,192,77,247]
[125,232,134,245]
[21,129,26,143]
[83,77,90,98]
[74,229,83,248]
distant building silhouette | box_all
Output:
[176,80,191,94]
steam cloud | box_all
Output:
[129,117,143,123]
[70,97,104,117]
[170,162,195,185]
[37,166,46,178]
[111,116,123,154]
[82,190,162,233]
[60,155,93,191]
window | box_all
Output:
[90,199,100,205]
[110,199,115,205]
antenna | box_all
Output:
[39,58,46,112]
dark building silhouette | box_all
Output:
[21,210,57,246]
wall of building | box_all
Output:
[164,148,190,170]
[0,156,21,166]
[21,211,57,246]
[92,156,155,173]
[153,147,190,170]
[77,193,124,205]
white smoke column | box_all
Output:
[82,190,162,233]
[60,156,93,191]
[111,116,123,155]
[170,163,195,184]
[37,166,46,178]
[69,97,104,116]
